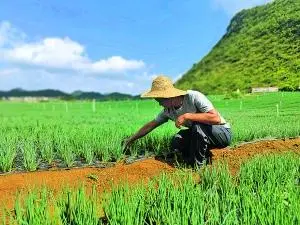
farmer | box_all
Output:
[123,75,231,167]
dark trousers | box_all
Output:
[170,123,232,166]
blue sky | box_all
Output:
[0,0,272,94]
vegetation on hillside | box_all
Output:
[176,0,300,94]
[0,88,139,101]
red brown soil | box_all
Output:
[0,137,299,211]
[211,137,300,174]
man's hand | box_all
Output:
[121,120,160,153]
[121,137,134,154]
[175,113,189,128]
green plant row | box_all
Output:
[2,153,299,225]
[0,92,299,173]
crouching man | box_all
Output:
[123,75,232,167]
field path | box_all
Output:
[0,137,299,211]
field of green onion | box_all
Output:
[2,153,299,225]
[0,92,299,173]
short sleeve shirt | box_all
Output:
[155,90,230,128]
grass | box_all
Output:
[0,92,299,224]
[0,92,299,173]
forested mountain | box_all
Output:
[0,88,138,101]
[176,0,300,94]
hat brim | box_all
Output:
[141,88,187,98]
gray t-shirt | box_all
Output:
[155,90,230,128]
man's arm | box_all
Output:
[123,120,162,148]
[176,109,221,128]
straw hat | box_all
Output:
[141,75,187,98]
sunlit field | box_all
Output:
[0,92,299,173]
[2,153,300,225]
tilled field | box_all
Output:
[0,137,299,211]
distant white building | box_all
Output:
[4,97,54,102]
[251,87,279,93]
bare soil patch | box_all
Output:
[211,137,300,174]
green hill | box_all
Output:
[0,89,139,101]
[176,0,300,94]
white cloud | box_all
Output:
[0,21,26,47]
[0,67,153,94]
[89,56,144,73]
[0,21,145,74]
[0,21,168,94]
[0,68,21,77]
[126,82,134,88]
[212,0,274,15]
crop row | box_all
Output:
[2,153,299,225]
[0,92,299,173]
[0,129,171,173]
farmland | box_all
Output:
[1,152,300,224]
[0,92,299,224]
[0,92,299,173]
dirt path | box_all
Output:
[0,137,299,210]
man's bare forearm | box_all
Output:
[129,120,159,142]
[185,112,221,125]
